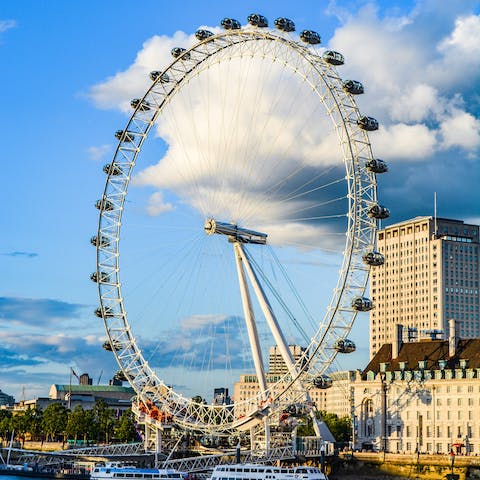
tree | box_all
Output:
[319,411,351,442]
[42,403,68,442]
[115,409,138,443]
[66,405,95,443]
[23,407,43,441]
[11,411,29,446]
[0,410,13,441]
[92,399,116,444]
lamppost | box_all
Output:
[379,365,388,455]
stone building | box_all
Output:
[353,321,480,454]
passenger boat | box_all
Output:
[91,462,185,480]
[208,464,328,480]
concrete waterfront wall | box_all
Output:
[331,452,480,480]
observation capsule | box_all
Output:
[313,375,333,389]
[300,30,321,45]
[114,130,135,142]
[351,297,374,312]
[366,158,388,174]
[95,198,114,211]
[362,250,385,266]
[103,163,123,176]
[90,235,110,247]
[284,403,308,417]
[94,306,114,318]
[274,17,295,32]
[342,79,364,95]
[90,271,110,283]
[247,13,268,27]
[171,47,190,60]
[195,29,214,41]
[149,71,170,83]
[102,340,121,352]
[333,338,356,353]
[130,98,151,111]
[322,50,344,65]
[357,116,379,131]
[221,18,241,30]
[367,204,390,220]
[114,370,128,382]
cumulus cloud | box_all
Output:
[439,109,480,150]
[146,191,174,216]
[0,331,119,399]
[137,314,247,371]
[87,3,479,245]
[0,296,86,327]
[374,123,438,160]
[87,144,111,161]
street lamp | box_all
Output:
[379,363,388,455]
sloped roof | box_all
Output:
[362,338,480,379]
[53,384,134,393]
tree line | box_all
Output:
[0,400,138,446]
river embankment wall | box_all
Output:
[331,452,480,480]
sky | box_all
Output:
[0,0,479,404]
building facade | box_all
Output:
[352,321,480,454]
[370,216,480,357]
[233,345,351,420]
[0,388,15,407]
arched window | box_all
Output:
[363,398,375,437]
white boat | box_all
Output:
[91,462,185,480]
[208,464,328,480]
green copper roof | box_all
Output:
[54,384,135,393]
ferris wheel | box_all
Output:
[92,13,388,440]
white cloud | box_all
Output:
[389,84,441,123]
[180,314,228,330]
[0,19,16,33]
[329,6,480,162]
[373,123,438,160]
[87,144,111,161]
[439,109,480,150]
[89,29,221,112]
[146,191,174,216]
[88,4,479,245]
[438,14,480,53]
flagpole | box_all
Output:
[68,368,72,410]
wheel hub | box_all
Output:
[204,218,267,245]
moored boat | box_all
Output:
[208,464,328,480]
[91,462,185,480]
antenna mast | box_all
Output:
[434,191,438,237]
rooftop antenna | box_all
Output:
[434,191,438,238]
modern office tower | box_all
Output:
[369,216,479,358]
[213,387,231,405]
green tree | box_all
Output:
[0,410,13,441]
[23,407,43,441]
[42,403,68,441]
[115,409,137,443]
[319,411,351,442]
[66,405,95,443]
[92,399,116,444]
[11,411,29,446]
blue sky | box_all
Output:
[1,0,479,403]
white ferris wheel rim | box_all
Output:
[94,24,379,433]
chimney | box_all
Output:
[392,324,403,360]
[448,318,457,357]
